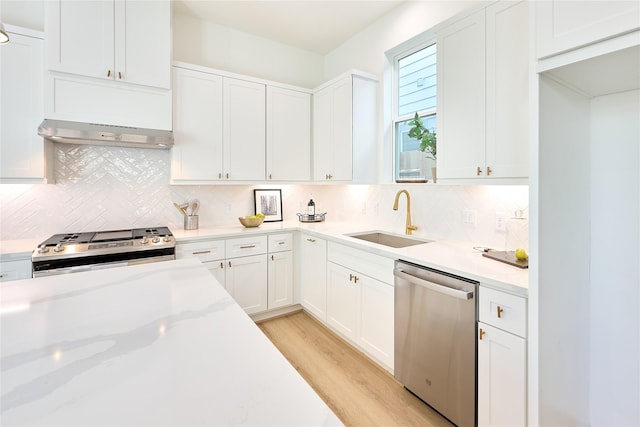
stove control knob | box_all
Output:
[38,244,49,254]
[54,243,64,253]
[163,235,171,242]
[141,236,149,245]
[152,236,160,243]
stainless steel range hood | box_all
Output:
[38,119,174,149]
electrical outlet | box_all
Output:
[495,212,507,231]
[462,210,477,226]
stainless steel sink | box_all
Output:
[346,231,432,248]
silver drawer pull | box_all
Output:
[278,241,285,245]
[192,250,211,255]
[239,245,256,249]
[306,238,316,243]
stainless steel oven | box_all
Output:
[32,227,176,277]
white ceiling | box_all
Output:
[173,0,406,55]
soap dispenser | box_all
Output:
[307,194,316,220]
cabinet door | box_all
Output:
[267,251,293,309]
[326,262,359,341]
[312,76,353,182]
[223,78,266,181]
[206,260,226,290]
[329,76,353,181]
[536,0,640,59]
[115,0,171,89]
[47,0,114,80]
[312,85,332,181]
[299,235,327,321]
[478,322,526,427]
[266,87,310,181]
[436,9,486,179]
[171,67,224,181]
[226,254,268,314]
[485,0,529,179]
[0,30,46,182]
[358,275,394,370]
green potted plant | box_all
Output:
[407,112,437,182]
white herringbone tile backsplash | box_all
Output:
[0,144,528,250]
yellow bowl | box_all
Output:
[239,216,264,227]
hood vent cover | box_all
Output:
[38,119,174,150]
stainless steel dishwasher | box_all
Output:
[394,260,478,427]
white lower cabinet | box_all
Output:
[267,233,293,310]
[357,273,395,369]
[175,239,226,287]
[477,286,527,426]
[299,234,328,321]
[326,262,359,340]
[226,254,268,315]
[176,233,293,316]
[0,259,33,282]
[326,242,395,371]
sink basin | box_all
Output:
[346,231,432,248]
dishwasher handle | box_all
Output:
[394,269,474,300]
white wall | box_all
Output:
[0,0,44,31]
[589,89,640,426]
[172,12,324,88]
[323,1,475,80]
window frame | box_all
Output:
[387,29,437,183]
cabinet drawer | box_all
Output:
[226,235,267,258]
[327,242,394,285]
[268,233,293,253]
[176,240,225,262]
[479,286,527,337]
[0,259,33,282]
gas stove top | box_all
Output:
[32,227,175,263]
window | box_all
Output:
[392,41,437,183]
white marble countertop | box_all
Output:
[172,220,529,297]
[0,258,341,426]
[0,220,528,296]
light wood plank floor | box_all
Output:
[258,311,454,427]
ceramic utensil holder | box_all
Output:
[184,215,199,230]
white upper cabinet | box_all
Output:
[172,66,266,182]
[44,0,172,129]
[437,1,528,181]
[0,26,50,183]
[485,0,529,179]
[172,63,314,184]
[436,9,486,180]
[266,86,311,181]
[224,78,266,181]
[536,0,640,59]
[312,72,377,183]
[47,0,171,89]
[171,67,223,182]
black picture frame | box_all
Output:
[253,189,283,222]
